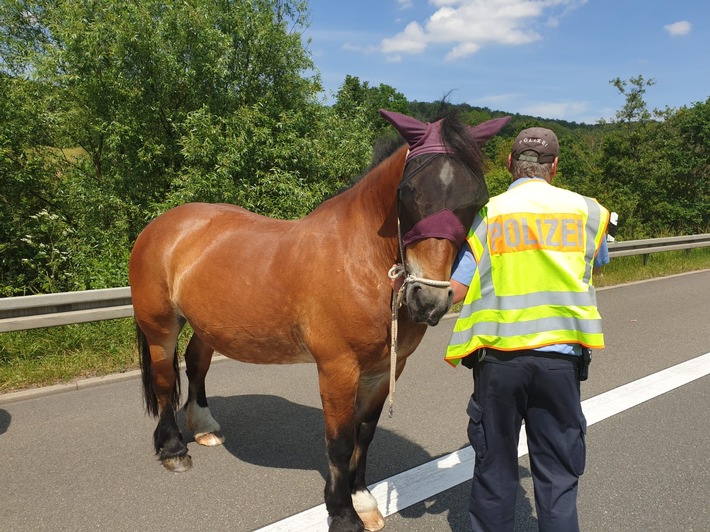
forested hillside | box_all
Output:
[1,0,708,297]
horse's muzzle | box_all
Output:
[404,282,454,326]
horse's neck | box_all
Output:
[351,145,407,226]
[310,145,406,263]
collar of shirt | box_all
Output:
[509,176,547,190]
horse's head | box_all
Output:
[381,109,510,325]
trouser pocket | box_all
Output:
[467,396,487,462]
[572,414,587,475]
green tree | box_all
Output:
[596,76,660,237]
[0,0,332,294]
[334,75,409,140]
[554,129,605,199]
[597,77,709,237]
[0,75,69,295]
[609,75,657,126]
[647,99,710,233]
[164,101,373,218]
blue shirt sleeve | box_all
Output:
[451,241,476,286]
[594,238,610,268]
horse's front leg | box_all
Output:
[351,362,407,532]
[318,362,366,532]
[351,402,386,532]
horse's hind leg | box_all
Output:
[138,321,192,473]
[184,332,224,447]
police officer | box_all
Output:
[447,127,610,532]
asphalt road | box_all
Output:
[1,270,709,531]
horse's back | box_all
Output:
[131,201,292,264]
[134,202,283,245]
[129,202,344,364]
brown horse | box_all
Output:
[129,109,509,531]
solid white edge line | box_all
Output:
[255,352,710,531]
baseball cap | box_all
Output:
[511,127,559,164]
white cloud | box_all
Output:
[397,0,414,9]
[445,42,482,61]
[520,100,588,120]
[381,21,428,54]
[379,0,586,59]
[664,20,691,37]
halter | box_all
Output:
[387,219,453,307]
[386,215,453,417]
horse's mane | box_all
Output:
[431,105,486,180]
[324,135,406,200]
[369,135,407,169]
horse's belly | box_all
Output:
[218,344,316,365]
[188,319,316,365]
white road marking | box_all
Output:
[255,351,710,531]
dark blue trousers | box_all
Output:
[467,350,587,532]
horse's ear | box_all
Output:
[468,116,512,145]
[378,109,428,146]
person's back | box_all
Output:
[447,127,610,532]
[448,177,608,359]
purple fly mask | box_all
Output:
[379,109,511,250]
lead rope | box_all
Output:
[386,221,452,417]
[388,282,399,418]
[386,218,407,417]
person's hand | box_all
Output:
[451,279,469,304]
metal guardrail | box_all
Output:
[0,287,133,333]
[1,234,709,333]
[607,233,710,258]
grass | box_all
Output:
[593,247,710,287]
[1,247,709,394]
[0,319,137,393]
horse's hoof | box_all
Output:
[161,454,193,473]
[194,431,225,447]
[359,510,385,532]
[352,490,384,531]
[328,513,366,532]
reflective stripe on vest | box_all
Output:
[446,181,609,366]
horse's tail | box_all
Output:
[137,322,181,417]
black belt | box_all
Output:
[483,348,579,362]
[461,347,583,369]
[461,348,589,380]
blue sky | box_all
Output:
[303,0,710,124]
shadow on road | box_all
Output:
[185,394,329,476]
[179,394,435,483]
[174,394,539,529]
[0,409,10,435]
[397,464,538,530]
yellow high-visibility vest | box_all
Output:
[446,180,610,366]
